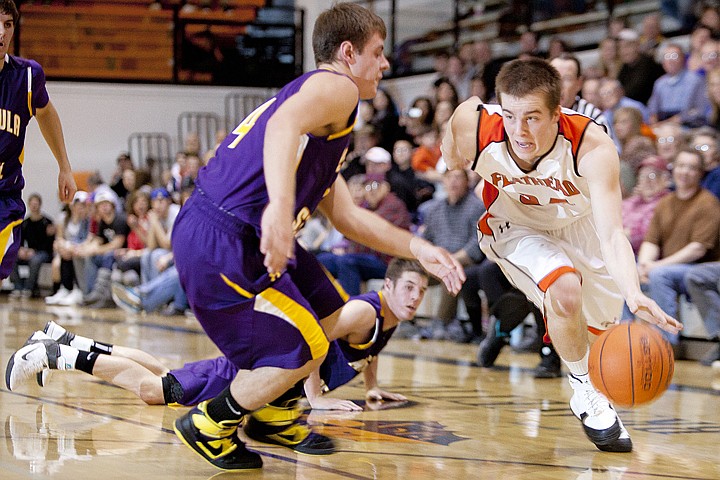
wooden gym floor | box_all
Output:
[0,297,718,480]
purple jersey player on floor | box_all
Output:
[0,0,76,278]
[6,258,430,413]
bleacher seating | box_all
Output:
[19,4,175,81]
[17,0,273,83]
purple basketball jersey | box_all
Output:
[196,69,356,228]
[0,55,50,196]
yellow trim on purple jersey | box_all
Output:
[327,120,356,141]
[26,66,33,118]
[318,262,350,302]
[220,273,254,298]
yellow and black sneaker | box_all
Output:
[243,403,335,455]
[173,401,262,470]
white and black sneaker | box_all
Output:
[43,321,76,346]
[568,373,631,452]
[6,333,65,391]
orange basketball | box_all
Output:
[588,323,674,408]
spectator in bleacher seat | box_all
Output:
[580,77,603,109]
[613,106,653,155]
[647,42,709,127]
[9,194,55,298]
[446,53,472,100]
[464,39,493,83]
[698,39,720,77]
[687,126,720,199]
[683,261,720,365]
[617,28,664,105]
[75,190,129,308]
[400,96,434,140]
[469,74,491,103]
[87,171,122,213]
[418,169,486,342]
[203,128,226,164]
[697,3,720,36]
[638,12,665,55]
[112,183,195,316]
[109,152,134,200]
[703,67,720,129]
[45,191,90,306]
[636,147,720,346]
[140,187,179,285]
[112,190,151,287]
[316,173,411,296]
[411,125,442,180]
[622,155,671,255]
[431,50,450,83]
[518,30,544,58]
[433,100,455,130]
[549,54,607,128]
[181,131,201,157]
[364,145,413,217]
[596,37,622,79]
[686,24,713,74]
[599,78,649,151]
[370,88,403,153]
[433,77,460,108]
[388,140,435,219]
[653,121,684,164]
[618,135,659,197]
[546,36,572,60]
[341,124,378,181]
[181,153,203,190]
[608,15,629,39]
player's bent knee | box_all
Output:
[545,273,583,318]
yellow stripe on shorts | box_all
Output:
[255,288,329,360]
[0,219,23,260]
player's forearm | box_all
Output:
[303,370,324,406]
[36,102,72,172]
[363,360,379,392]
[340,207,416,259]
[602,229,643,300]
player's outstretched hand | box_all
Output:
[410,237,465,295]
[309,396,363,411]
[260,201,295,277]
[366,387,407,403]
[58,169,77,203]
[627,293,683,334]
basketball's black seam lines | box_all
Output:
[599,330,611,403]
[628,325,635,407]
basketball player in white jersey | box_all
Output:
[441,58,683,453]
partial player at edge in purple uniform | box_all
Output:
[0,0,77,279]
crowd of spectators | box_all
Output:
[8,4,720,368]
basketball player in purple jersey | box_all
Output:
[0,0,76,279]
[163,3,464,471]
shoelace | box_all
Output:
[580,384,611,416]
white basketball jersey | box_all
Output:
[473,104,594,235]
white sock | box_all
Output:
[563,347,590,377]
[69,335,93,352]
[57,345,79,370]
